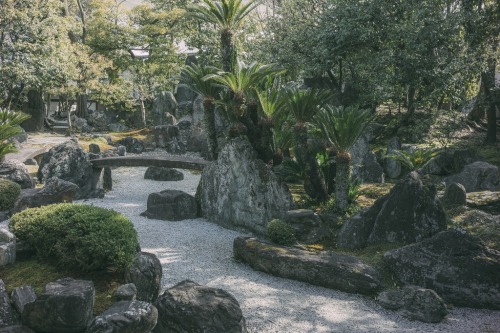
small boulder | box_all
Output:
[10,286,36,315]
[442,182,467,206]
[350,133,384,183]
[377,286,448,323]
[144,167,184,182]
[338,172,447,249]
[444,161,499,192]
[124,252,162,303]
[384,229,500,309]
[153,280,247,333]
[0,229,15,266]
[103,167,112,192]
[0,161,34,189]
[88,143,101,154]
[283,209,326,244]
[141,190,197,221]
[384,137,402,179]
[117,146,127,156]
[234,237,381,295]
[22,278,95,333]
[115,284,137,301]
[1,280,20,327]
[116,137,144,154]
[85,300,158,333]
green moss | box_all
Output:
[11,203,139,272]
[0,178,21,211]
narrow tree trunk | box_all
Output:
[76,93,88,118]
[335,152,351,212]
[482,56,497,144]
[21,90,44,132]
[204,98,218,160]
[403,85,416,124]
[221,28,234,72]
[140,98,146,127]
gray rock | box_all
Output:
[144,167,184,182]
[22,278,95,333]
[234,237,381,295]
[13,177,79,213]
[116,146,127,156]
[89,143,101,154]
[377,286,448,323]
[0,326,35,333]
[22,159,37,166]
[442,182,467,206]
[12,127,28,144]
[153,280,247,333]
[124,252,162,303]
[153,91,178,121]
[384,137,402,179]
[283,209,327,244]
[384,229,500,309]
[73,116,93,132]
[141,190,197,221]
[338,172,447,249]
[103,167,112,192]
[10,286,36,314]
[108,123,129,133]
[0,229,15,266]
[88,111,112,132]
[0,161,34,189]
[177,102,193,118]
[198,138,294,235]
[115,284,137,301]
[37,139,96,199]
[423,148,478,176]
[1,280,20,327]
[116,137,144,154]
[350,133,384,183]
[444,161,499,192]
[152,125,185,154]
[85,300,158,333]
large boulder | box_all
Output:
[10,286,36,315]
[384,229,500,309]
[153,91,178,123]
[234,237,381,295]
[152,125,185,154]
[443,161,499,192]
[22,278,95,333]
[350,133,384,183]
[124,252,162,303]
[144,167,184,182]
[116,137,144,154]
[423,148,478,176]
[377,285,448,323]
[283,209,327,244]
[442,182,467,206]
[337,172,447,249]
[13,177,79,213]
[85,300,158,333]
[37,139,95,199]
[197,138,294,235]
[153,280,247,333]
[0,280,20,327]
[0,161,34,189]
[384,137,402,179]
[141,190,197,221]
[0,229,15,266]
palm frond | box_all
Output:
[188,0,257,30]
[0,109,30,158]
[384,148,441,171]
[179,64,220,99]
[282,87,331,124]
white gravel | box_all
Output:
[79,166,500,333]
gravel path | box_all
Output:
[80,166,500,333]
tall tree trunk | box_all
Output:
[21,90,44,132]
[294,124,328,202]
[482,56,498,144]
[403,84,416,124]
[334,152,351,212]
[221,28,234,72]
[76,93,88,118]
[203,98,218,160]
[140,98,146,127]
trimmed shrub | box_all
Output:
[0,178,21,211]
[267,218,296,246]
[11,203,139,272]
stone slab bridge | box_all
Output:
[90,156,209,189]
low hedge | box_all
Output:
[0,178,21,211]
[11,203,139,272]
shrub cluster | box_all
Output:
[11,203,139,272]
[267,218,296,246]
[0,178,21,211]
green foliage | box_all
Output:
[384,148,441,171]
[11,203,139,272]
[0,109,30,158]
[267,219,297,246]
[0,179,21,211]
[188,0,257,30]
[180,64,221,99]
[281,87,331,125]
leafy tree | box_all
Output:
[315,105,373,211]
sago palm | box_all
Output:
[283,87,331,202]
[0,109,30,160]
[315,105,373,212]
[189,0,257,72]
[180,64,221,160]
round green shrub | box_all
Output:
[11,203,139,272]
[267,218,297,246]
[0,178,21,211]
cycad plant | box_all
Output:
[0,109,30,160]
[283,87,331,202]
[315,105,373,212]
[189,0,257,72]
[180,64,221,160]
[384,148,441,171]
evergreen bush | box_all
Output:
[11,203,138,272]
[0,178,21,211]
[267,218,296,246]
